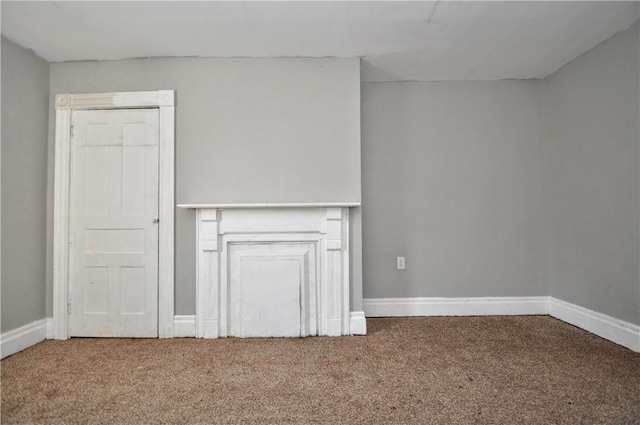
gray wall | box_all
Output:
[362,80,546,298]
[9,21,638,329]
[47,57,361,315]
[543,22,640,325]
[1,37,50,332]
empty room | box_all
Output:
[1,1,639,424]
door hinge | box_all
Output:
[71,126,75,137]
[68,300,72,315]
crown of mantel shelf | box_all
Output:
[177,202,361,209]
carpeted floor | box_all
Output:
[1,316,639,424]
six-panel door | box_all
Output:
[69,109,159,337]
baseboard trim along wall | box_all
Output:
[548,297,640,352]
[2,298,637,357]
[350,311,367,335]
[363,296,639,352]
[173,315,196,338]
[172,314,369,337]
[0,318,48,359]
[364,296,550,317]
[46,318,55,339]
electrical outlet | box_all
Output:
[397,256,406,270]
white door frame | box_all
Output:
[53,91,175,339]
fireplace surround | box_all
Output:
[178,203,366,338]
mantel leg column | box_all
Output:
[326,208,348,336]
[196,209,220,338]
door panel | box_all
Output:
[69,109,159,337]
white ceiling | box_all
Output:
[2,1,638,82]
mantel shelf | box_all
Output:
[177,202,361,209]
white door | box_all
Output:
[69,109,159,337]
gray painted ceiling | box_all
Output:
[2,1,638,82]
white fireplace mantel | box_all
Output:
[178,203,365,338]
[178,202,361,209]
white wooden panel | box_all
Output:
[122,146,146,216]
[84,229,145,254]
[58,91,174,110]
[178,203,361,209]
[85,147,109,216]
[108,147,123,216]
[326,208,342,220]
[196,209,220,338]
[219,208,326,234]
[158,102,175,338]
[84,267,108,314]
[53,91,175,340]
[239,258,301,337]
[341,209,350,335]
[123,122,149,146]
[201,251,220,338]
[200,221,217,239]
[194,206,357,339]
[69,109,159,337]
[327,221,341,239]
[327,240,342,250]
[120,267,145,314]
[327,251,342,320]
[53,108,71,339]
[86,123,109,146]
[229,243,313,338]
[200,209,218,221]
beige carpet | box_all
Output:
[2,316,639,424]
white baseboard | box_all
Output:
[1,319,48,359]
[350,311,367,335]
[4,302,635,356]
[173,315,196,337]
[46,318,55,339]
[363,296,639,352]
[364,296,549,317]
[548,297,639,352]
